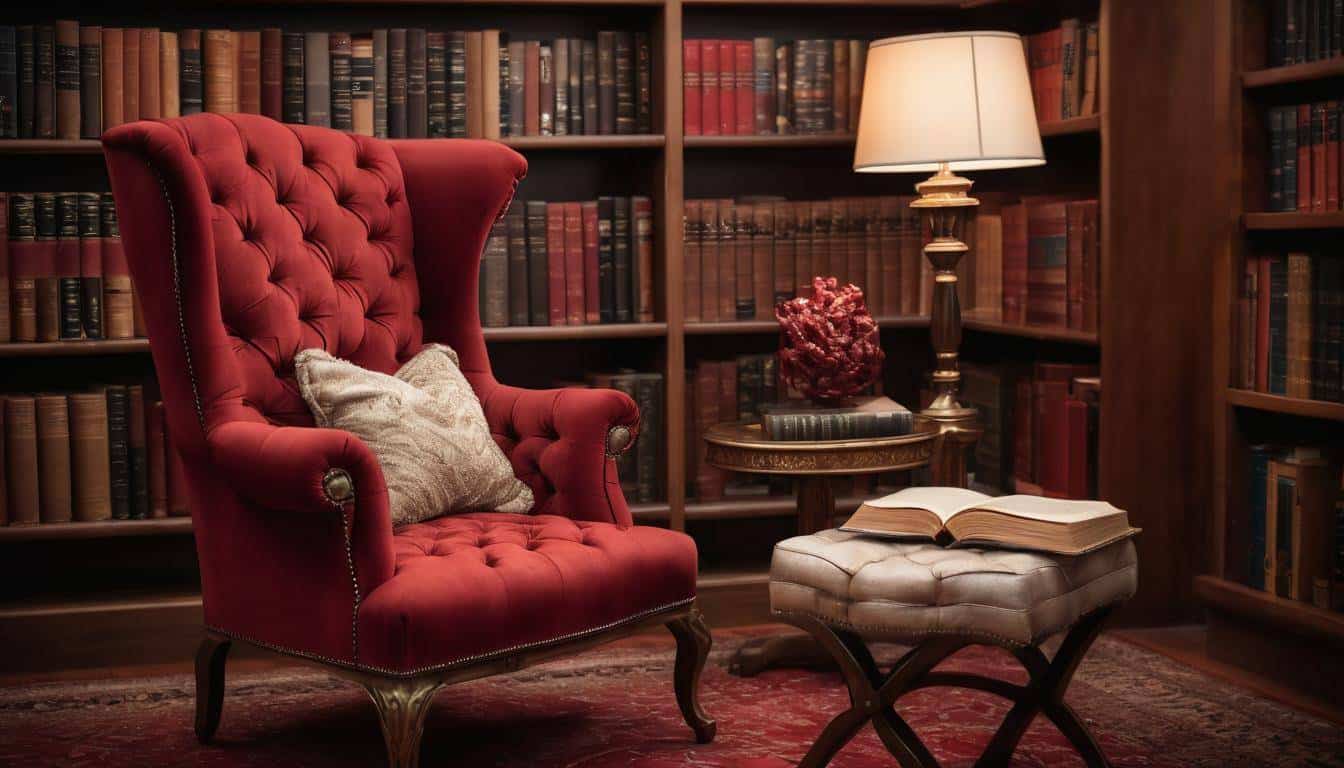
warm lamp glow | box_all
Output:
[853,31,1044,173]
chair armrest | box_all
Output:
[477,383,639,526]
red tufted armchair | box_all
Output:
[101,113,713,768]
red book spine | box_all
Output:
[717,40,734,136]
[1039,389,1070,498]
[1064,399,1090,499]
[682,40,701,136]
[1313,102,1327,211]
[563,202,584,325]
[1065,201,1086,330]
[1328,101,1340,210]
[10,239,42,343]
[581,201,600,324]
[545,203,566,325]
[1298,104,1312,212]
[1046,29,1063,123]
[1001,203,1028,324]
[734,41,753,136]
[261,28,283,120]
[1255,254,1270,392]
[700,40,719,136]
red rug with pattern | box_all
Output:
[1,626,1340,767]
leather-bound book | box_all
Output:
[1000,202,1027,324]
[597,31,616,135]
[1060,19,1081,119]
[1297,103,1311,212]
[68,392,111,521]
[809,200,830,285]
[862,198,881,310]
[716,199,736,319]
[121,28,139,121]
[736,202,756,319]
[632,373,663,502]
[1312,101,1326,211]
[615,32,634,135]
[1080,22,1099,116]
[372,29,387,137]
[597,196,617,322]
[77,193,101,340]
[0,29,17,137]
[260,28,282,120]
[751,37,774,135]
[815,40,833,132]
[425,31,446,137]
[1065,201,1086,330]
[126,385,149,519]
[612,196,632,322]
[700,199,720,322]
[35,24,54,137]
[5,397,40,526]
[302,32,328,127]
[848,40,865,135]
[76,25,100,137]
[975,212,1003,317]
[522,41,539,135]
[101,193,133,340]
[405,29,426,137]
[159,31,179,119]
[693,363,725,500]
[447,31,467,137]
[635,32,652,133]
[34,193,60,342]
[166,424,188,517]
[831,39,848,134]
[147,401,167,518]
[106,385,130,520]
[1013,376,1034,485]
[774,200,796,306]
[36,395,72,523]
[1064,397,1091,499]
[682,199,701,322]
[480,218,508,328]
[17,26,34,137]
[506,40,525,137]
[178,29,202,116]
[497,36,511,136]
[1025,200,1067,327]
[202,29,233,114]
[387,29,407,136]
[581,201,600,324]
[683,40,701,136]
[581,40,598,135]
[716,40,733,136]
[470,31,495,138]
[505,207,528,325]
[793,200,812,298]
[878,196,901,313]
[791,41,810,134]
[775,42,792,134]
[538,42,554,136]
[699,39,718,136]
[752,202,775,320]
[551,38,568,136]
[0,193,7,342]
[544,203,566,325]
[733,41,752,136]
[1285,252,1312,398]
[481,30,500,139]
[9,194,36,342]
[1327,100,1340,211]
[138,28,160,120]
[842,198,864,286]
[329,32,352,131]
[562,202,584,324]
[524,200,549,325]
[350,35,374,136]
[55,193,81,340]
[633,196,654,323]
[281,32,303,124]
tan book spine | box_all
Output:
[68,393,111,522]
[101,193,133,341]
[160,31,180,118]
[122,28,140,122]
[350,35,374,136]
[232,31,242,109]
[4,397,40,526]
[848,40,865,137]
[35,395,72,523]
[54,20,80,140]
[463,31,483,137]
[203,29,235,113]
[482,30,500,140]
[138,28,160,120]
[238,30,261,114]
[101,28,124,129]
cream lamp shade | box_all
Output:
[853,31,1044,173]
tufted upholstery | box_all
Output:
[769,530,1137,646]
[101,114,688,673]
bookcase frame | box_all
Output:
[0,0,1123,675]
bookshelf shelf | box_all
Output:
[961,314,1099,345]
[502,134,666,150]
[482,322,667,341]
[685,134,854,148]
[1225,388,1344,423]
[0,339,152,357]
[683,0,960,6]
[1242,57,1344,90]
[0,518,193,542]
[685,315,928,335]
[0,139,102,155]
[1243,211,1344,230]
[1038,115,1101,137]
[1194,575,1344,647]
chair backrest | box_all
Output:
[104,114,423,446]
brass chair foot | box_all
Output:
[361,677,444,768]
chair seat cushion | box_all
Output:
[356,513,698,673]
[769,530,1137,646]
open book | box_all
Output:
[840,487,1139,555]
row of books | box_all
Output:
[1268,0,1343,67]
[478,197,654,328]
[1,388,187,526]
[0,23,652,140]
[573,371,664,504]
[1025,18,1100,124]
[0,191,142,345]
[1237,252,1342,403]
[1266,102,1344,213]
[1240,445,1343,612]
[686,354,782,501]
[682,38,866,137]
[955,361,1100,501]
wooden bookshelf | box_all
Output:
[1194,576,1344,647]
[1225,389,1344,423]
[482,322,668,341]
[962,313,1100,345]
[0,339,153,357]
[685,315,928,335]
[1038,114,1101,137]
[0,518,193,542]
[685,134,855,148]
[1242,56,1344,89]
[1243,211,1344,229]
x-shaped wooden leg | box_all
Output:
[782,606,1116,768]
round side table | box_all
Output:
[703,418,945,676]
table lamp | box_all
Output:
[854,30,1044,479]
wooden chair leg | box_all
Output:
[194,631,231,744]
[666,607,717,744]
[361,677,443,768]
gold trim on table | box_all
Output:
[702,419,940,476]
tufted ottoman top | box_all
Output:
[769,529,1137,646]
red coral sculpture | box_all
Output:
[776,277,885,405]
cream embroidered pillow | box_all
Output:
[294,344,533,526]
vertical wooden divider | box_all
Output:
[659,0,687,533]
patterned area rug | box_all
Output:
[1,627,1340,767]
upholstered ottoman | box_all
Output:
[770,529,1137,768]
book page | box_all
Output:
[960,494,1125,524]
[862,486,992,525]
